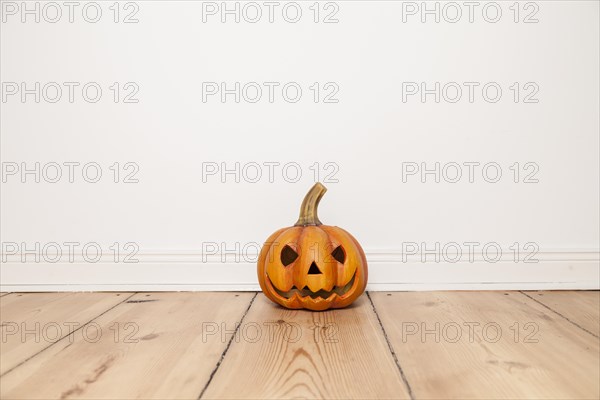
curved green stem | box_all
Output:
[295,182,327,226]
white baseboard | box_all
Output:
[1,249,598,292]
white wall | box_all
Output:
[1,0,598,291]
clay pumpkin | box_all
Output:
[257,183,368,311]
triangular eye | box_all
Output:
[280,245,298,266]
[331,245,345,263]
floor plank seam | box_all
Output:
[0,292,138,378]
[519,291,599,338]
[197,292,258,400]
[366,292,415,400]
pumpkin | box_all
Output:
[257,183,368,311]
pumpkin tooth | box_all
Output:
[267,272,356,300]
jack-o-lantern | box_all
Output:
[257,183,368,311]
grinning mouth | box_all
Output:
[269,273,356,300]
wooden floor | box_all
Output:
[0,291,598,399]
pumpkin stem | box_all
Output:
[295,182,327,226]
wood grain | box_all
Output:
[2,291,597,399]
[0,292,130,375]
[0,292,255,399]
[370,291,600,400]
[202,294,411,399]
[523,290,599,336]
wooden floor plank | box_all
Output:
[0,292,255,400]
[523,290,599,337]
[0,292,131,375]
[370,291,600,400]
[202,294,411,399]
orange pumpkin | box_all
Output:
[257,183,368,311]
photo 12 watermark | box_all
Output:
[1,242,140,263]
[1,82,140,104]
[401,162,540,183]
[401,242,540,263]
[0,321,140,344]
[1,1,140,24]
[401,321,540,344]
[201,161,340,184]
[201,320,339,344]
[399,1,539,24]
[401,82,539,104]
[1,162,140,183]
[200,1,340,24]
[201,82,339,104]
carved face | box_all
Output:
[257,183,367,311]
[258,225,367,310]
